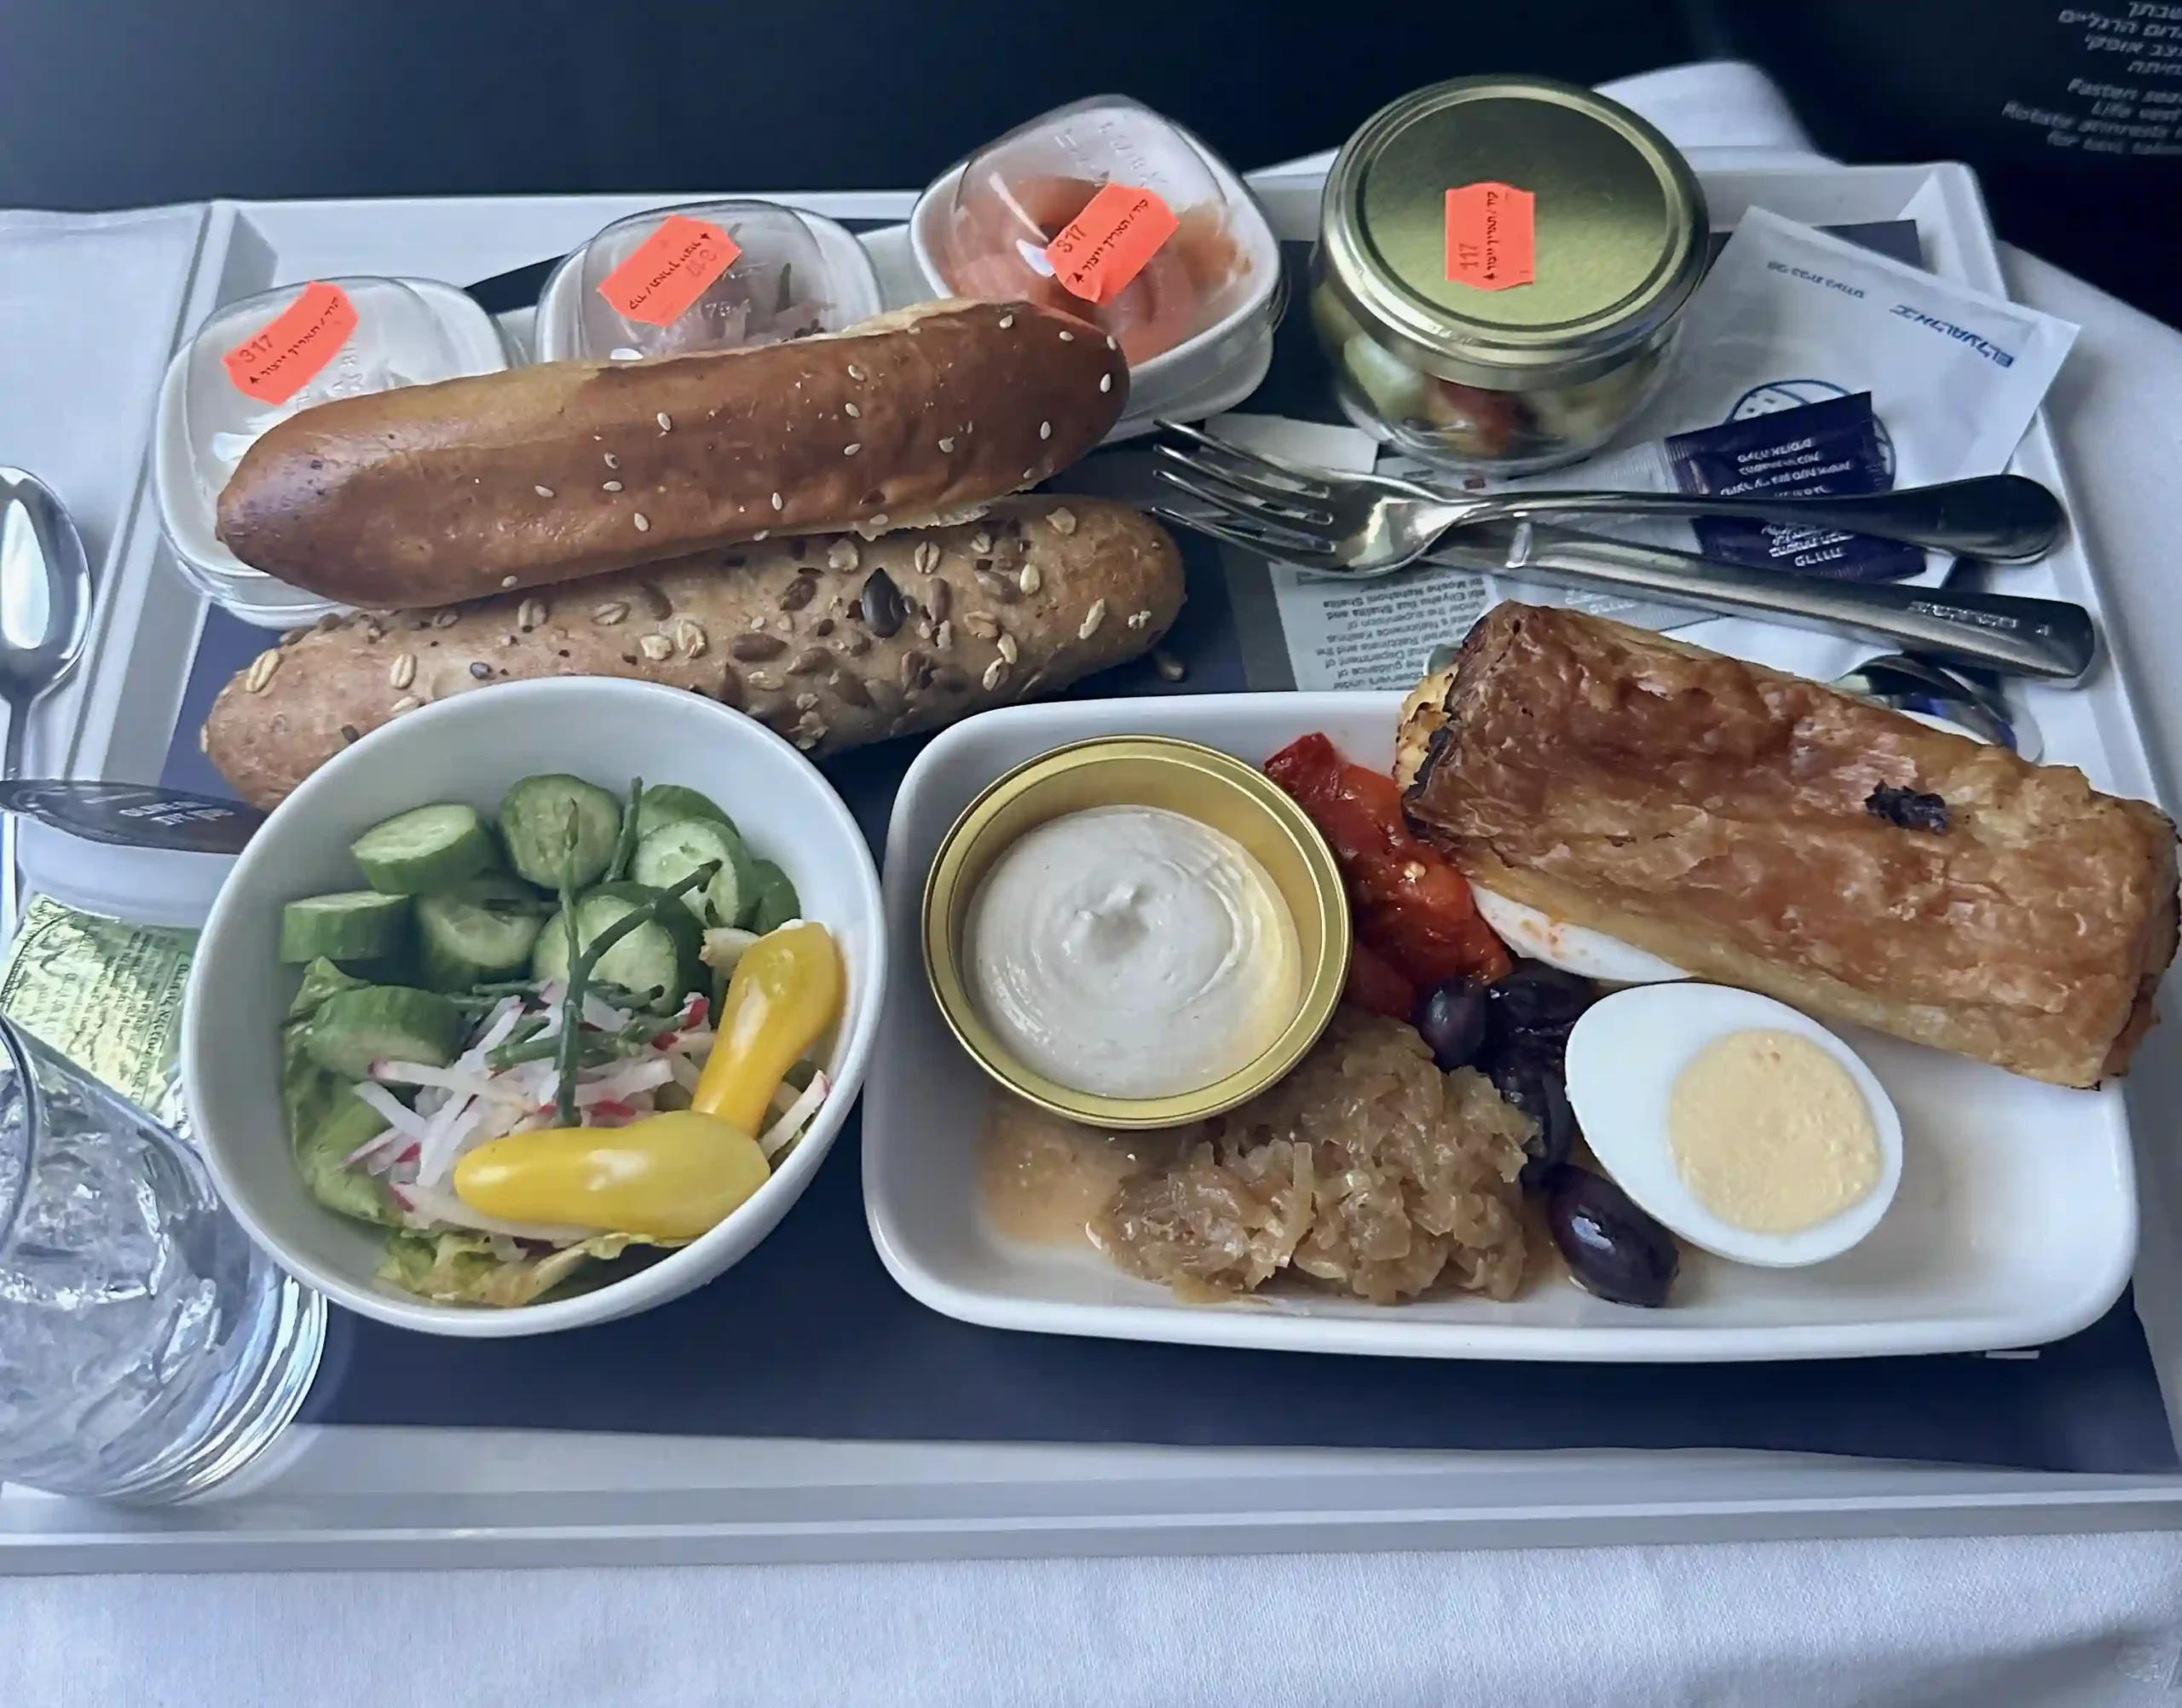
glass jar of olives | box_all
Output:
[1311,77,1709,474]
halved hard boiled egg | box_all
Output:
[1562,984,1904,1268]
[1470,887,1688,986]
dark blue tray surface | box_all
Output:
[153,220,2179,1474]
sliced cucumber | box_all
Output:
[744,860,801,935]
[301,986,466,1078]
[636,783,736,840]
[500,775,621,890]
[632,819,756,926]
[349,804,496,895]
[280,891,411,964]
[416,874,550,991]
[530,882,703,1005]
[338,951,424,989]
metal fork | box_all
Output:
[1152,419,2067,574]
[1155,486,2097,682]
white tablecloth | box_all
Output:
[4,1532,2181,1708]
[4,61,2182,1708]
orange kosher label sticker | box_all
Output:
[1043,182,1180,305]
[221,282,361,406]
[597,214,744,328]
[1444,183,1536,291]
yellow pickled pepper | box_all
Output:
[453,1111,770,1241]
[691,920,843,1134]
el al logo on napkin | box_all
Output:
[222,282,360,405]
[597,214,743,327]
[1044,182,1180,304]
[1445,183,1536,291]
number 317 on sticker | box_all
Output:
[1444,183,1535,291]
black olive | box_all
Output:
[1413,977,1490,1071]
[1486,961,1597,1049]
[1483,1017,1567,1082]
[1544,1165,1678,1307]
[1490,1056,1575,1188]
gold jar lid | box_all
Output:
[1319,77,1707,391]
[922,736,1350,1131]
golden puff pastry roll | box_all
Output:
[1401,603,2179,1087]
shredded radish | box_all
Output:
[414,1095,488,1192]
[667,1055,701,1093]
[574,1059,675,1106]
[468,997,526,1058]
[351,1081,433,1142]
[759,1070,828,1159]
[582,992,634,1032]
[368,1141,423,1179]
[370,1059,531,1107]
[343,1127,406,1169]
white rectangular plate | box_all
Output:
[866,692,2139,1362]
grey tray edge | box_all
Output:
[5,1428,2180,1574]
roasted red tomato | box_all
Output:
[1342,938,1418,1019]
[1267,731,1512,990]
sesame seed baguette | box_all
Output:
[215,299,1129,609]
[204,499,1182,810]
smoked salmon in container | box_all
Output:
[533,199,886,361]
[909,96,1284,438]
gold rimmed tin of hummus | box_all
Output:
[923,736,1350,1130]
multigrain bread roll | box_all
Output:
[1399,603,2179,1087]
[216,300,1128,608]
[205,499,1180,809]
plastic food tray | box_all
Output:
[7,161,2182,1573]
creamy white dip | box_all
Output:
[966,805,1301,1099]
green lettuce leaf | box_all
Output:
[375,1228,669,1308]
[291,1086,400,1226]
[283,956,399,1226]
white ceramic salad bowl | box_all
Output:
[185,677,886,1337]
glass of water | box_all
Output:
[0,1019,322,1501]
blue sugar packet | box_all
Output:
[1664,392,1923,583]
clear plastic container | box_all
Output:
[154,277,509,627]
[534,199,886,363]
[17,818,236,930]
[909,96,1282,434]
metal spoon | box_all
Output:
[0,470,93,941]
[1834,652,2041,759]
